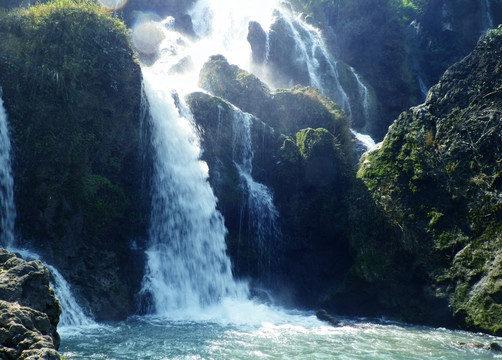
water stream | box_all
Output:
[139,65,247,315]
[231,109,281,276]
[0,87,16,249]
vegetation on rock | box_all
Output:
[355,28,502,334]
[0,0,146,321]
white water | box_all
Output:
[231,109,281,275]
[8,247,94,327]
[139,65,247,315]
[60,311,502,360]
[0,87,16,249]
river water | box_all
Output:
[60,300,502,360]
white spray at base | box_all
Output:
[0,88,93,327]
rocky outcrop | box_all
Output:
[190,56,356,303]
[354,28,502,334]
[0,249,61,359]
[0,2,147,321]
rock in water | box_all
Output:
[0,249,61,359]
[316,309,342,327]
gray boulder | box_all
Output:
[0,249,61,359]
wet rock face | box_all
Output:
[0,249,61,359]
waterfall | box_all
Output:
[0,87,16,249]
[231,109,281,276]
[187,0,375,133]
[9,247,94,327]
[140,67,247,315]
[47,264,94,326]
[0,87,93,327]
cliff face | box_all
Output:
[0,1,147,321]
[355,28,502,334]
[0,249,61,360]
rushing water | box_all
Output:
[59,0,500,357]
[60,303,502,360]
[139,64,247,315]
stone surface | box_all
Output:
[0,249,61,359]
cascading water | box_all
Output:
[0,87,16,249]
[231,109,281,277]
[0,87,93,327]
[139,66,247,315]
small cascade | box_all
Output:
[11,248,94,327]
[351,129,377,153]
[45,264,95,327]
[140,67,247,315]
[261,5,376,141]
[231,109,281,276]
[418,77,429,101]
[0,87,16,249]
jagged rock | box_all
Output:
[315,309,342,327]
[0,249,61,359]
[247,21,268,64]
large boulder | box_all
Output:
[0,249,61,359]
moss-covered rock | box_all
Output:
[356,28,502,334]
[0,0,146,321]
[190,57,356,305]
[198,55,353,151]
